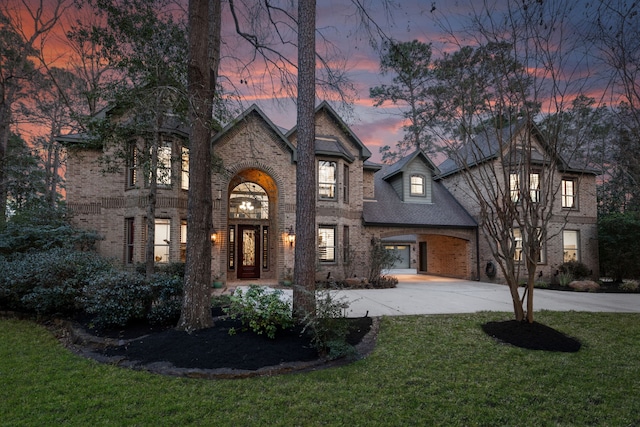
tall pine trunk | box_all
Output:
[178,0,220,332]
[293,0,317,319]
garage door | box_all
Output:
[384,245,410,269]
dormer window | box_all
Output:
[410,174,426,197]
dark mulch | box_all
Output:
[97,316,373,371]
[482,320,582,352]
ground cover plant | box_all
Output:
[2,311,639,426]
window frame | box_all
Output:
[125,217,135,264]
[318,225,336,263]
[343,164,349,203]
[410,174,426,197]
[512,227,546,264]
[561,178,577,209]
[563,229,580,263]
[509,172,541,203]
[154,218,171,263]
[126,143,137,189]
[318,160,337,200]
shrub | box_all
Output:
[301,288,356,360]
[558,272,573,287]
[224,285,294,339]
[0,249,113,316]
[620,280,639,292]
[147,274,183,326]
[367,238,401,284]
[370,275,398,289]
[79,271,151,329]
[598,212,640,281]
[560,261,591,280]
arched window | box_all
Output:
[229,182,269,219]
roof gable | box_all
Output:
[212,104,296,161]
[382,149,440,181]
[286,101,372,161]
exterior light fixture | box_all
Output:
[210,229,218,244]
[287,226,295,247]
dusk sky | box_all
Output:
[14,0,615,164]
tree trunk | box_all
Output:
[177,0,220,332]
[0,103,10,228]
[292,0,317,319]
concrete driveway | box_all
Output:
[337,275,640,317]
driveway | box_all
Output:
[337,275,640,317]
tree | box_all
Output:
[415,1,592,323]
[292,0,317,319]
[0,0,70,227]
[370,39,437,163]
[177,0,221,332]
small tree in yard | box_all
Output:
[368,238,401,285]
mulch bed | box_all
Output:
[482,320,582,352]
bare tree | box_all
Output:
[0,0,70,226]
[427,0,596,323]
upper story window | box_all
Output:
[410,174,426,197]
[343,164,349,203]
[229,182,269,219]
[181,147,189,190]
[155,141,172,186]
[562,178,576,209]
[510,172,540,203]
[126,143,137,189]
[318,160,337,200]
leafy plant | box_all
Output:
[559,261,591,280]
[558,272,573,287]
[79,271,152,329]
[223,286,294,339]
[147,274,183,326]
[301,288,357,360]
[368,238,402,285]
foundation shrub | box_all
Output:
[80,271,152,329]
[224,285,294,339]
[147,274,183,326]
[560,261,591,280]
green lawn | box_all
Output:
[2,311,639,426]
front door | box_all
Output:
[238,225,260,279]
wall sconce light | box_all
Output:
[210,229,218,245]
[287,226,295,247]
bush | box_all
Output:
[224,285,294,339]
[147,274,183,326]
[559,261,591,280]
[301,288,356,360]
[0,249,113,316]
[79,271,152,329]
[598,212,640,281]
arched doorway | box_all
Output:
[227,170,278,281]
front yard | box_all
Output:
[2,311,639,426]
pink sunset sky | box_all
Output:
[13,0,611,164]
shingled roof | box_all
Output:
[363,162,477,228]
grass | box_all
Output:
[2,311,640,426]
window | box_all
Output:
[510,172,540,203]
[410,174,425,196]
[343,164,349,203]
[262,227,269,270]
[509,173,520,202]
[563,230,579,262]
[562,179,576,208]
[343,225,350,264]
[529,173,540,203]
[512,228,545,263]
[181,147,189,190]
[228,226,235,270]
[154,219,170,263]
[180,220,187,262]
[154,142,172,186]
[126,143,137,188]
[229,182,269,219]
[318,161,336,199]
[318,226,336,263]
[125,218,135,264]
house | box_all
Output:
[436,120,599,282]
[61,102,598,284]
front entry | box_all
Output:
[238,225,260,279]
